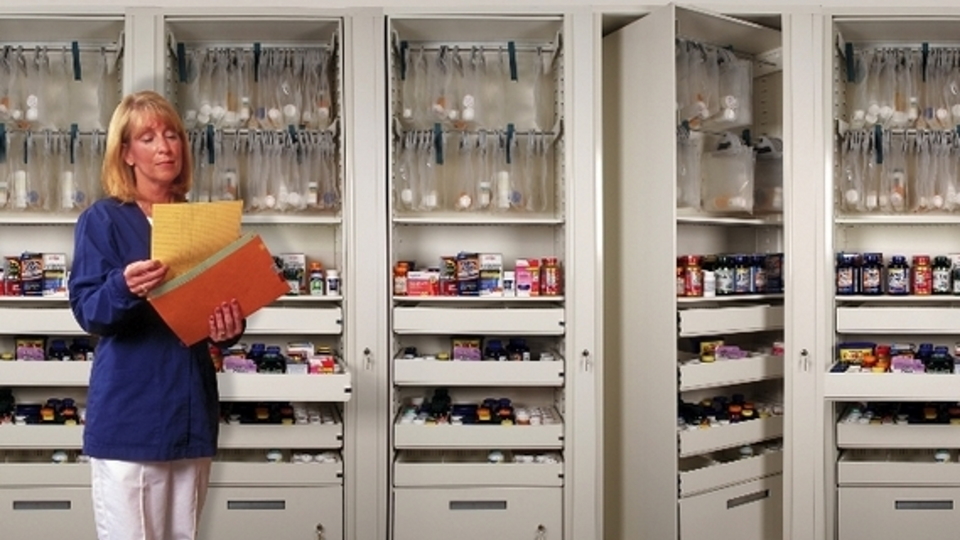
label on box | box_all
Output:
[280,253,306,295]
[42,253,67,297]
[20,253,43,296]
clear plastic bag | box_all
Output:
[461,47,485,129]
[476,130,492,211]
[701,132,755,214]
[911,133,935,212]
[753,136,783,214]
[395,132,417,211]
[0,129,11,210]
[428,47,453,126]
[879,131,907,213]
[706,49,752,130]
[839,131,866,213]
[676,125,702,210]
[453,132,476,211]
[244,131,266,212]
[277,50,302,128]
[876,50,896,127]
[318,131,339,210]
[418,130,441,211]
[935,134,954,211]
[849,49,871,129]
[181,48,204,129]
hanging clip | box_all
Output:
[922,42,929,82]
[253,42,262,82]
[874,124,883,164]
[71,41,81,81]
[206,124,215,165]
[399,40,409,80]
[507,41,518,81]
[433,123,444,165]
[506,123,515,164]
[177,42,187,83]
[0,124,6,164]
[70,124,78,165]
[741,129,752,147]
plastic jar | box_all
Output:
[702,255,717,298]
[751,254,767,294]
[393,262,409,296]
[541,257,562,296]
[836,253,857,295]
[733,255,751,294]
[933,256,952,295]
[715,255,734,296]
[325,269,340,297]
[887,255,910,295]
[913,255,932,295]
[683,255,703,297]
[676,257,685,297]
[308,262,324,296]
[860,253,884,295]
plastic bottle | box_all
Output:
[861,253,883,295]
[325,269,340,297]
[913,255,932,295]
[308,262,324,296]
[933,256,952,295]
[393,262,409,296]
[887,255,910,295]
[715,255,734,296]
[836,253,856,295]
[702,255,717,298]
[734,255,751,294]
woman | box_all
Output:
[69,90,244,540]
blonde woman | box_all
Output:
[69,90,243,540]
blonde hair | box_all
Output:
[101,90,192,202]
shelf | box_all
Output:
[679,449,783,497]
[0,214,79,225]
[393,296,564,304]
[0,426,82,449]
[211,460,342,486]
[218,372,352,402]
[218,423,343,449]
[394,452,563,488]
[393,306,565,336]
[825,369,960,401]
[394,413,564,450]
[393,359,564,387]
[247,306,342,335]
[678,416,784,458]
[835,214,960,225]
[839,450,960,487]
[0,361,91,386]
[836,295,960,304]
[836,306,960,334]
[679,354,784,392]
[0,306,83,335]
[836,423,960,449]
[393,214,564,226]
[675,208,782,226]
[241,214,342,225]
[677,304,784,337]
[677,294,783,304]
[0,463,91,487]
[272,295,343,303]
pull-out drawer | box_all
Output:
[200,486,342,540]
[678,305,783,337]
[393,487,561,540]
[0,487,97,540]
[679,475,782,540]
[839,487,960,538]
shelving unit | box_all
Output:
[386,14,577,540]
[825,15,960,540]
[0,13,124,540]
[162,13,348,540]
[604,6,785,540]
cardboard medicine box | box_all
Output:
[42,253,67,297]
[478,253,503,297]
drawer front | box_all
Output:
[839,487,960,539]
[0,487,97,540]
[394,487,562,540]
[200,486,342,540]
[679,475,782,540]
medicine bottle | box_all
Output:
[683,255,703,297]
[325,269,341,297]
[887,255,910,295]
[715,256,734,295]
[836,253,856,295]
[933,256,952,295]
[541,257,562,296]
[860,253,883,295]
[912,255,932,295]
[751,254,767,294]
[702,255,717,298]
[309,262,324,296]
[733,255,751,294]
[393,262,409,296]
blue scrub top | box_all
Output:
[69,198,221,461]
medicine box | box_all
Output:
[479,253,503,297]
[407,271,437,296]
[280,253,307,295]
[456,252,480,296]
[42,253,67,297]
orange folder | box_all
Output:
[148,233,289,346]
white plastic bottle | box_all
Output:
[325,269,340,297]
[703,266,716,298]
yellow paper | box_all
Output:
[151,201,243,282]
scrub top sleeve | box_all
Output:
[69,206,142,336]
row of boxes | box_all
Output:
[2,253,67,297]
[395,253,562,297]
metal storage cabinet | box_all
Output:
[0,487,98,540]
[201,486,344,540]
[603,5,786,540]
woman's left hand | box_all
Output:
[209,299,243,343]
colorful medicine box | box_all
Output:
[42,253,67,297]
[280,253,307,295]
[479,253,503,297]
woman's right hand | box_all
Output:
[124,260,169,297]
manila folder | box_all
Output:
[147,232,288,346]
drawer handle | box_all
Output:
[226,500,286,511]
[13,500,72,511]
[316,523,324,540]
[726,489,770,509]
[449,500,508,511]
[895,500,954,511]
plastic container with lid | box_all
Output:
[702,255,717,298]
[309,262,325,296]
[683,255,703,297]
[933,256,952,294]
[393,262,409,296]
[541,256,562,296]
[887,255,910,295]
[836,252,857,295]
[325,269,340,296]
[751,254,767,294]
[913,255,933,295]
[733,255,751,294]
[860,253,884,295]
[715,255,735,295]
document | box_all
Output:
[151,200,243,282]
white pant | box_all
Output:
[90,457,212,540]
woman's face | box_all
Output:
[123,116,183,190]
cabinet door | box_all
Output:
[679,475,783,540]
[393,487,561,540]
[839,487,960,539]
[200,486,343,540]
[0,487,97,540]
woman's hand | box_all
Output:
[209,299,243,343]
[124,260,169,297]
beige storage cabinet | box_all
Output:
[393,487,561,540]
[838,487,960,538]
[679,475,783,540]
[0,487,97,540]
[201,486,343,540]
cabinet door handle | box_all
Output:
[536,524,547,539]
[581,349,592,372]
[800,348,809,372]
[363,347,373,371]
[316,523,325,540]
